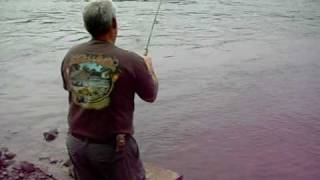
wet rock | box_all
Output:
[2,170,8,176]
[49,158,58,164]
[18,172,24,178]
[20,161,36,173]
[68,166,75,178]
[12,163,22,170]
[3,160,15,167]
[43,128,59,142]
[62,159,72,167]
[5,152,16,160]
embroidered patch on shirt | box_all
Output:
[67,54,120,109]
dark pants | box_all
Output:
[66,134,146,180]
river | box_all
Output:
[0,0,320,179]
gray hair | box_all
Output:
[83,0,117,38]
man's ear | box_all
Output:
[112,17,117,29]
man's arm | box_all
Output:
[135,55,158,103]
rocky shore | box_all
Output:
[0,129,72,180]
[0,147,57,180]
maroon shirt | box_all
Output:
[61,40,157,140]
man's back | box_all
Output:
[61,39,157,140]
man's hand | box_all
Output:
[142,56,153,72]
[116,134,126,152]
[142,55,158,82]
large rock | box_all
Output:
[43,128,59,142]
[145,163,183,180]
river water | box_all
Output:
[0,0,320,179]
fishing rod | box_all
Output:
[144,0,163,56]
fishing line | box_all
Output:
[144,0,163,56]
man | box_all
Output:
[61,1,158,179]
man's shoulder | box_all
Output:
[63,42,89,58]
[114,46,143,63]
[68,41,91,54]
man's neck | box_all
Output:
[95,33,115,44]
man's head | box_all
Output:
[83,0,117,41]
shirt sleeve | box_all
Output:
[134,55,158,102]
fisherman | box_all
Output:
[61,0,158,179]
